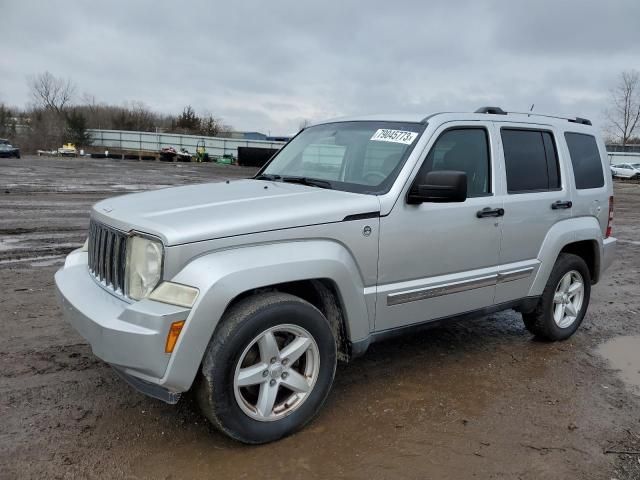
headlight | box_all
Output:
[126,235,163,301]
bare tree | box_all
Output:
[29,71,76,114]
[606,70,640,146]
[81,92,98,113]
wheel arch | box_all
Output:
[528,217,603,297]
[159,240,372,392]
[558,240,600,284]
[224,278,352,362]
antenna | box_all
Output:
[529,104,535,112]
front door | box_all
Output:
[375,123,503,332]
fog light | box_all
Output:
[149,282,199,308]
[165,321,185,353]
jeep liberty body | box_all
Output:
[56,107,616,443]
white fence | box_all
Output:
[607,152,640,165]
[87,129,286,158]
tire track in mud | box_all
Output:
[0,344,99,379]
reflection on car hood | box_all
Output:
[92,179,380,245]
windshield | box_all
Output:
[632,164,640,169]
[259,121,426,194]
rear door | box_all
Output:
[494,123,572,304]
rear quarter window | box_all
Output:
[564,132,605,189]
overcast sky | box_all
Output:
[1,1,638,135]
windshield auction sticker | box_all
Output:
[370,129,418,145]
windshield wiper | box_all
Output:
[255,174,332,189]
[254,173,282,181]
[281,176,333,189]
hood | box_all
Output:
[92,179,380,245]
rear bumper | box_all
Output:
[601,236,617,275]
[55,250,190,398]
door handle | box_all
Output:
[551,200,572,210]
[476,207,505,218]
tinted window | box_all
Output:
[564,133,605,189]
[417,128,491,197]
[502,129,561,193]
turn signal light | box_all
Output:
[165,321,185,353]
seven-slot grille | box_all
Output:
[88,220,128,294]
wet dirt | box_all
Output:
[1,156,640,479]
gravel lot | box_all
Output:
[1,156,640,479]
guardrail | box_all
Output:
[87,129,286,158]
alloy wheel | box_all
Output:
[552,270,585,328]
[233,324,320,422]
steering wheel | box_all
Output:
[363,171,387,185]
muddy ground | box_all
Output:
[1,156,639,479]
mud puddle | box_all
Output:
[598,335,640,396]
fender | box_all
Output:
[528,216,603,297]
[159,239,371,391]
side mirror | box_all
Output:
[407,170,467,204]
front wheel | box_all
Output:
[196,292,337,444]
[522,253,591,341]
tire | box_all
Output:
[522,253,591,341]
[196,292,337,444]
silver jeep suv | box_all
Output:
[56,107,616,443]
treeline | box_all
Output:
[0,71,232,152]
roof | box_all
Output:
[312,107,594,130]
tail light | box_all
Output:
[605,195,614,238]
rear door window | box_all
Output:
[501,129,561,193]
[564,133,605,189]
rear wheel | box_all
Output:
[522,253,591,341]
[196,292,337,444]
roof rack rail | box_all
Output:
[498,110,593,126]
[568,117,592,126]
[475,106,507,115]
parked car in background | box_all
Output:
[56,107,616,444]
[58,143,78,157]
[0,139,20,158]
[611,162,640,179]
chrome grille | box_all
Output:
[88,220,128,294]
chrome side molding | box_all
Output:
[496,266,535,283]
[387,266,534,306]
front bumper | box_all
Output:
[55,250,190,399]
